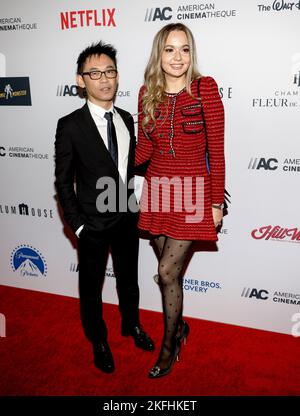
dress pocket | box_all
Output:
[182,121,204,134]
[181,104,202,117]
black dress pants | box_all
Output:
[78,214,140,344]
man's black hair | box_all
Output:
[76,41,117,74]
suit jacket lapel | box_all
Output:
[75,103,119,174]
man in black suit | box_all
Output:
[55,42,154,374]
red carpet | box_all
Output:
[0,284,299,396]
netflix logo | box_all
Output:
[60,8,116,30]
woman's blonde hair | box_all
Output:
[142,23,201,130]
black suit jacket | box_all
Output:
[55,103,138,233]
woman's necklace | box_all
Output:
[165,88,185,158]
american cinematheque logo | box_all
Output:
[0,17,37,31]
[60,8,116,30]
[248,156,300,172]
[0,77,31,106]
[56,83,130,99]
[241,287,300,305]
[0,146,48,159]
[70,263,115,278]
[144,3,236,22]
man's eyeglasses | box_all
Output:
[80,69,118,80]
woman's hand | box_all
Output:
[212,206,223,228]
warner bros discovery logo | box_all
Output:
[11,245,47,278]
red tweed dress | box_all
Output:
[135,76,225,241]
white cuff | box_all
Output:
[75,225,84,238]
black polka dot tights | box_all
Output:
[153,235,192,370]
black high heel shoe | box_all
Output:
[148,338,181,379]
[177,321,190,345]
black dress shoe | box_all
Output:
[122,326,155,351]
[93,341,115,373]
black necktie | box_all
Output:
[104,111,118,167]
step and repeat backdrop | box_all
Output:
[1,0,299,335]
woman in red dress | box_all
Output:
[136,23,225,378]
